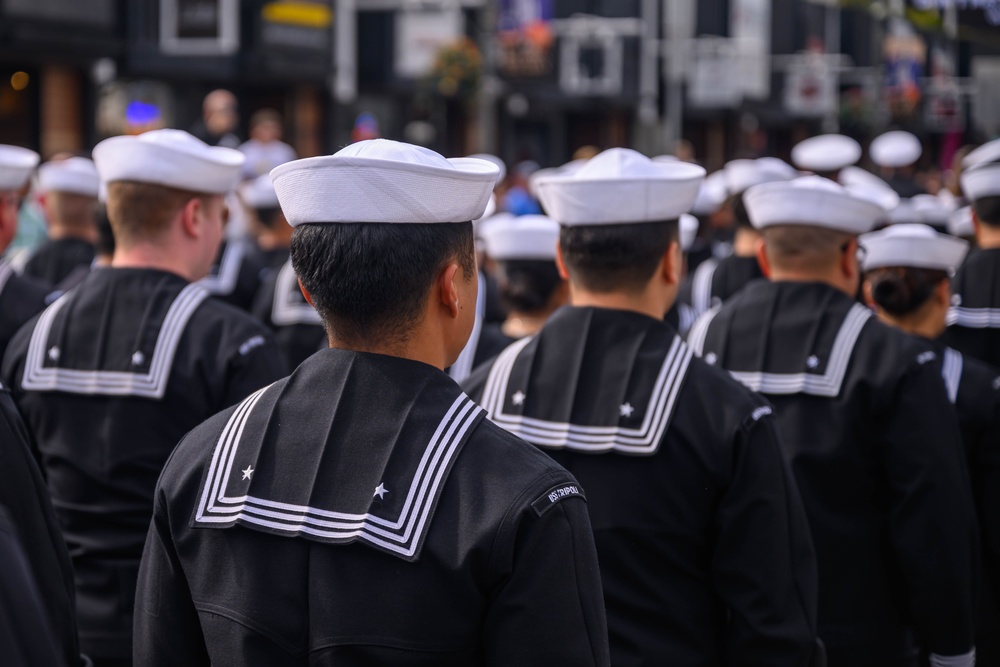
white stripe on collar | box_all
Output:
[686,306,721,356]
[690,259,719,318]
[726,303,872,397]
[0,261,13,298]
[947,307,1000,329]
[270,259,321,326]
[941,347,963,405]
[20,283,209,399]
[198,241,245,296]
[194,386,483,559]
[448,271,486,383]
[479,334,693,455]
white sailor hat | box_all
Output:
[0,144,40,192]
[948,206,974,238]
[725,157,798,197]
[37,157,100,197]
[960,161,1000,202]
[528,159,589,200]
[467,153,506,184]
[870,131,922,168]
[838,166,900,213]
[482,214,560,261]
[680,213,699,252]
[910,194,954,228]
[745,176,885,235]
[860,223,969,274]
[962,138,1000,169]
[94,129,244,195]
[238,175,280,210]
[271,139,499,226]
[791,134,862,173]
[533,148,706,226]
[691,170,729,217]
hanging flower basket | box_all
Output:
[426,37,482,101]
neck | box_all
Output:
[50,225,97,244]
[767,270,854,296]
[875,309,945,341]
[732,227,761,257]
[502,311,549,337]
[568,284,670,321]
[977,223,1000,249]
[326,324,451,371]
[112,245,199,283]
[257,229,292,252]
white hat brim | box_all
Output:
[94,134,244,195]
[746,180,885,234]
[0,145,40,191]
[961,162,1000,202]
[861,224,969,272]
[271,154,498,225]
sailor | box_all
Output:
[870,130,926,198]
[197,226,268,312]
[943,153,1000,369]
[475,214,566,365]
[680,157,798,321]
[133,139,610,666]
[24,157,100,286]
[0,145,50,361]
[792,133,900,212]
[860,223,1000,665]
[2,129,286,666]
[240,174,291,270]
[464,148,820,665]
[687,176,978,667]
[0,379,82,666]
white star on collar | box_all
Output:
[619,402,635,418]
[512,391,526,406]
[704,352,717,365]
[806,355,820,369]
[241,465,254,481]
[373,483,388,500]
[131,351,145,366]
[48,347,60,362]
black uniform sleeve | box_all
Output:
[219,331,287,408]
[482,472,611,667]
[134,484,210,667]
[712,409,821,666]
[881,360,977,657]
[975,378,1000,606]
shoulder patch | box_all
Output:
[751,405,773,421]
[993,377,1000,391]
[531,483,586,517]
[916,351,937,365]
[238,335,267,356]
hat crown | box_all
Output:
[336,139,453,170]
[877,223,940,239]
[0,144,41,169]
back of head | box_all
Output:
[273,139,499,349]
[533,147,705,294]
[867,266,946,317]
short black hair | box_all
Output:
[291,222,475,347]
[731,193,752,228]
[973,195,1000,227]
[497,259,562,313]
[558,220,678,294]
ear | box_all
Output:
[755,238,771,278]
[179,197,203,239]
[438,262,462,319]
[839,238,857,280]
[972,208,983,241]
[554,240,570,281]
[660,240,682,285]
[297,277,315,307]
[935,278,952,308]
[861,277,876,308]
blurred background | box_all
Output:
[1,0,998,172]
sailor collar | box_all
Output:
[194,350,486,561]
[688,283,873,398]
[479,307,694,456]
[270,258,322,326]
[197,240,245,297]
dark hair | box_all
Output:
[291,222,476,346]
[255,207,283,229]
[867,266,948,317]
[94,204,115,257]
[731,193,752,228]
[497,259,562,313]
[973,195,1000,227]
[558,220,678,294]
